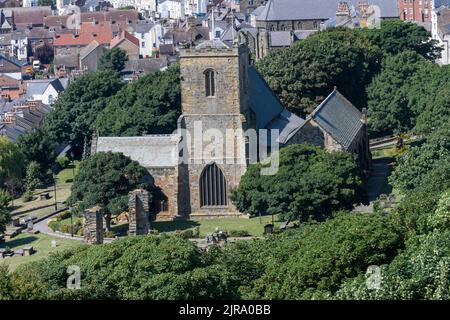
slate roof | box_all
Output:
[123,58,168,74]
[255,0,398,21]
[309,89,364,150]
[26,79,65,98]
[269,31,293,47]
[248,66,305,145]
[96,135,180,168]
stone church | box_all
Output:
[92,39,371,220]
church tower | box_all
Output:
[178,40,252,217]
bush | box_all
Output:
[228,230,251,237]
[56,156,70,169]
[48,220,60,232]
[22,190,34,203]
[175,229,194,239]
[57,210,71,221]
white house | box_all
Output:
[158,0,185,20]
[11,33,28,61]
[129,21,163,57]
[26,78,67,105]
[110,0,157,11]
[22,0,39,7]
[432,5,450,64]
[184,0,208,16]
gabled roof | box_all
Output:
[79,40,102,60]
[310,89,364,150]
[248,66,305,145]
[96,135,179,168]
[54,22,113,47]
[26,79,65,98]
[110,30,140,48]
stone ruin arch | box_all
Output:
[128,189,150,236]
[83,206,104,244]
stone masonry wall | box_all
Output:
[128,189,150,235]
[83,206,104,244]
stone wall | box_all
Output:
[83,206,104,244]
[178,45,250,217]
[147,167,179,220]
[128,189,150,235]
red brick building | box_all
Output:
[398,0,432,22]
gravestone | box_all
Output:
[83,206,104,244]
[128,189,150,236]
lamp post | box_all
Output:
[52,164,58,211]
[70,151,75,179]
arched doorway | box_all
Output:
[200,163,227,207]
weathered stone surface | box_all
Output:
[128,189,150,235]
[83,206,104,244]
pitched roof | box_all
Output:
[26,79,65,98]
[255,0,398,21]
[5,6,52,26]
[310,89,364,150]
[248,66,305,144]
[79,40,102,60]
[53,22,113,46]
[96,135,179,168]
[110,30,139,48]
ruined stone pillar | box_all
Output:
[128,189,150,236]
[83,206,104,244]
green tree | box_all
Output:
[361,19,442,60]
[95,65,181,136]
[17,128,56,178]
[68,152,153,230]
[99,48,128,73]
[44,70,124,152]
[390,132,450,192]
[256,28,382,116]
[38,0,56,9]
[235,212,403,299]
[0,137,25,188]
[11,235,234,300]
[366,51,429,136]
[231,144,364,222]
[24,161,42,193]
[337,230,450,300]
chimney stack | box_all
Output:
[336,2,351,26]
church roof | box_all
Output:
[95,135,179,168]
[249,66,305,145]
[310,89,364,150]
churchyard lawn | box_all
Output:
[0,233,84,271]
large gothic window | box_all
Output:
[204,69,216,97]
[200,163,227,207]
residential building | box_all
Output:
[127,20,163,58]
[432,5,450,64]
[398,0,431,22]
[110,30,140,60]
[158,0,185,19]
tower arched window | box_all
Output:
[204,69,216,97]
[200,163,227,207]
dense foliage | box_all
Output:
[99,48,128,73]
[68,152,153,230]
[256,28,381,116]
[95,65,181,136]
[232,144,364,222]
[44,70,124,151]
[360,19,441,60]
[0,189,12,233]
[0,137,25,188]
[1,212,403,300]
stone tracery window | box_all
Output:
[200,163,227,207]
[204,69,216,97]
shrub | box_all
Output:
[56,156,70,169]
[228,230,251,237]
[48,220,60,232]
[22,190,34,203]
[57,210,71,221]
[175,229,194,239]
